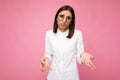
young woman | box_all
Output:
[40,5,95,80]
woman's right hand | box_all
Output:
[40,57,51,72]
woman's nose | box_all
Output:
[63,18,67,22]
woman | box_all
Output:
[40,5,95,80]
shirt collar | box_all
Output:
[57,28,69,37]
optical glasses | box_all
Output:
[58,14,72,22]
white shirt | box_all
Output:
[45,29,84,80]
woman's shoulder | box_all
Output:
[73,29,83,39]
[74,29,82,35]
[46,29,54,36]
[46,29,53,33]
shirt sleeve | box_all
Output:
[44,31,53,62]
[76,31,84,64]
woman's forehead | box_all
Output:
[58,10,72,16]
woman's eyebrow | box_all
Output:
[59,14,71,17]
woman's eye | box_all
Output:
[59,15,64,18]
[67,16,72,20]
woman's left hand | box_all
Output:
[80,52,96,70]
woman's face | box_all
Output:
[57,10,72,32]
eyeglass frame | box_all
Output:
[57,14,72,22]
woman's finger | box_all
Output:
[40,58,47,72]
[40,62,45,72]
[89,60,96,70]
[85,61,91,69]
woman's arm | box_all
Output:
[76,31,95,69]
[40,31,53,72]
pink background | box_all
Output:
[0,0,120,80]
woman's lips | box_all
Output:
[61,23,66,27]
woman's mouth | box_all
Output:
[61,23,66,27]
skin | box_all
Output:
[57,10,72,32]
[40,10,96,72]
[80,53,96,70]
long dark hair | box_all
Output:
[53,5,75,39]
